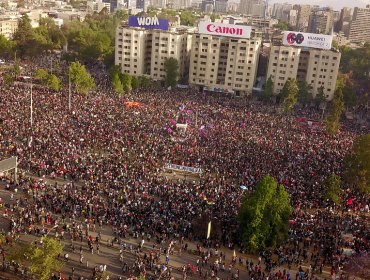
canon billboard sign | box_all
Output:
[198,21,252,39]
[282,31,333,50]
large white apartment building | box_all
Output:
[0,17,18,39]
[115,24,192,81]
[115,19,341,99]
[189,34,261,96]
[266,45,301,93]
[267,44,341,100]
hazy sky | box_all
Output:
[268,0,369,10]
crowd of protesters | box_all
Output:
[0,57,369,280]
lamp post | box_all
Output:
[68,69,71,111]
[23,76,33,171]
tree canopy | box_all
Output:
[8,237,64,280]
[261,76,273,103]
[297,80,313,105]
[281,79,298,113]
[344,134,370,194]
[164,57,179,88]
[273,21,289,31]
[325,83,345,135]
[323,173,342,204]
[238,175,292,252]
[69,61,95,94]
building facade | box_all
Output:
[0,17,18,39]
[189,33,261,96]
[266,45,301,93]
[266,44,341,100]
[308,8,334,35]
[115,24,192,81]
[295,5,311,31]
[348,6,370,43]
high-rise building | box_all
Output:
[239,0,265,16]
[266,46,301,93]
[87,0,111,13]
[335,7,352,33]
[214,0,228,13]
[308,8,334,35]
[150,0,168,8]
[289,10,298,27]
[189,33,261,96]
[171,0,191,9]
[201,0,215,12]
[0,17,18,39]
[300,48,341,99]
[295,5,311,31]
[115,25,192,81]
[272,3,292,21]
[266,44,341,100]
[348,6,370,43]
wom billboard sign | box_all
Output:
[198,21,252,39]
[282,31,333,50]
[128,16,169,30]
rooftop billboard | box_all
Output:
[128,16,169,30]
[282,31,333,50]
[198,21,252,39]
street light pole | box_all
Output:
[30,81,33,128]
[68,71,71,111]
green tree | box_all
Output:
[277,81,289,104]
[239,175,291,252]
[323,174,342,204]
[35,17,66,50]
[325,86,344,135]
[47,74,61,91]
[120,72,132,93]
[3,73,14,86]
[315,86,327,107]
[13,15,49,58]
[69,61,95,94]
[281,79,298,113]
[179,10,197,26]
[164,57,179,87]
[28,238,64,280]
[8,237,64,280]
[344,134,370,194]
[297,81,313,105]
[112,71,123,94]
[131,76,139,90]
[0,34,13,58]
[343,85,356,109]
[139,76,150,88]
[273,21,289,30]
[261,76,273,102]
[36,68,50,84]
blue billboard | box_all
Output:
[128,16,169,30]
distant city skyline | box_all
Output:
[231,0,369,11]
[269,0,369,11]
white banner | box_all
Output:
[198,21,252,39]
[164,163,202,174]
[282,31,332,50]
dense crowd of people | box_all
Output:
[0,58,369,280]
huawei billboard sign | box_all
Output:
[198,21,252,39]
[282,31,333,50]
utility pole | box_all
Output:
[30,81,33,128]
[50,55,53,75]
[68,71,71,111]
[29,80,33,171]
